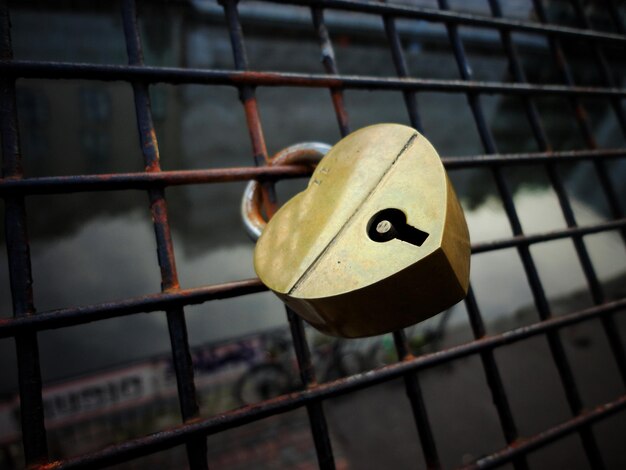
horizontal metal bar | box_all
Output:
[2,60,625,97]
[1,218,624,337]
[262,0,626,46]
[0,166,312,195]
[34,297,626,469]
[471,218,626,254]
[14,0,626,48]
[0,279,266,339]
[443,148,626,169]
[194,1,550,53]
[1,148,623,195]
[461,395,626,469]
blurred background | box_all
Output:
[1,0,625,468]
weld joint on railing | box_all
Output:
[305,380,320,389]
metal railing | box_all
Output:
[1,0,625,468]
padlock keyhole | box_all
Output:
[367,208,429,247]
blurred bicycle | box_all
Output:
[235,330,366,405]
[235,306,455,405]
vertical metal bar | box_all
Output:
[220,0,269,167]
[464,289,523,450]
[531,0,625,224]
[310,8,351,137]
[220,2,336,468]
[381,18,526,464]
[379,3,522,468]
[570,0,626,136]
[491,0,625,378]
[437,0,605,467]
[121,1,208,468]
[604,0,625,35]
[0,3,48,465]
[531,0,626,386]
[381,12,524,461]
[490,0,626,388]
[379,7,423,132]
[392,330,442,470]
[286,308,336,470]
[220,0,277,221]
[306,6,442,466]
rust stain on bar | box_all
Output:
[243,96,270,165]
[0,149,624,195]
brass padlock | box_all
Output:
[250,123,470,338]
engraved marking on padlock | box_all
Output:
[367,208,429,246]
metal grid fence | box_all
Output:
[1,0,625,468]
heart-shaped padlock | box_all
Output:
[251,123,470,338]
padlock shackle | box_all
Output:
[241,142,331,241]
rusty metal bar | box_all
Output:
[0,148,624,196]
[471,218,626,253]
[220,0,269,167]
[286,307,336,470]
[220,1,336,467]
[437,0,604,466]
[0,4,48,466]
[310,7,351,136]
[380,3,422,132]
[31,298,626,469]
[0,279,266,338]
[380,4,526,465]
[0,165,312,195]
[441,148,626,170]
[121,1,208,468]
[464,287,526,469]
[380,6,453,465]
[3,60,626,97]
[310,4,442,464]
[392,330,442,469]
[442,148,626,167]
